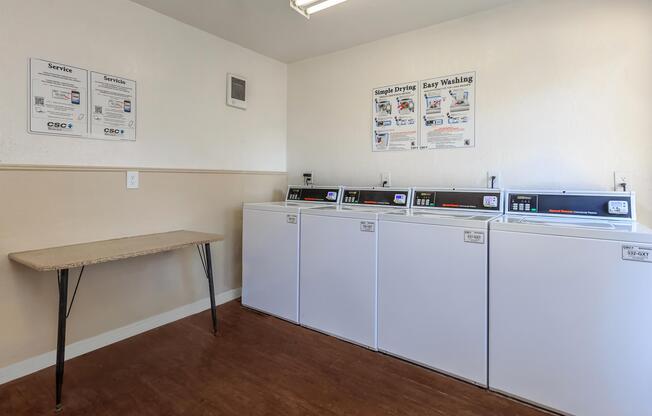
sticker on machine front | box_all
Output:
[622,245,652,263]
[464,230,485,244]
[360,221,375,232]
[286,214,298,224]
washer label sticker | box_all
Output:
[464,230,485,244]
[360,221,375,232]
[286,214,298,224]
[622,245,652,263]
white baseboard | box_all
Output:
[0,287,241,386]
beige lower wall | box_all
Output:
[0,167,287,368]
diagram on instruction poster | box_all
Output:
[90,71,136,141]
[420,72,475,149]
[29,58,88,137]
[372,81,419,151]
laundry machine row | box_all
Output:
[242,185,652,416]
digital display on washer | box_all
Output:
[342,189,409,206]
[508,193,632,218]
[286,187,340,202]
[508,194,539,213]
[413,190,501,210]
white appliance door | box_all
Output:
[242,209,299,322]
[490,230,652,416]
[300,214,377,349]
[378,221,488,385]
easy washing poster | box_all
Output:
[372,71,475,152]
[28,58,137,141]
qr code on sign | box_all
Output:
[34,96,44,106]
[94,106,102,114]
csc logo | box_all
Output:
[104,128,124,135]
[47,122,72,129]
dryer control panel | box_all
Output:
[286,186,341,203]
[342,188,410,207]
[506,191,635,219]
[412,189,503,212]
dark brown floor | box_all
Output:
[0,300,550,416]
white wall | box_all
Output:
[287,0,652,225]
[0,0,287,172]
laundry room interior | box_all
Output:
[1,1,651,415]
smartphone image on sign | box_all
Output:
[124,100,132,113]
[71,91,80,105]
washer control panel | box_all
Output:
[342,188,410,207]
[412,189,503,212]
[507,191,634,219]
[286,186,341,203]
[509,194,538,213]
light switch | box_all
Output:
[126,171,139,189]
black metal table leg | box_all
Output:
[204,243,218,335]
[55,269,69,412]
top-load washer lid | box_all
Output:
[379,188,504,227]
[243,185,342,213]
[491,190,652,243]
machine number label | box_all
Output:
[360,221,375,232]
[622,245,652,263]
[464,230,485,244]
[286,214,298,224]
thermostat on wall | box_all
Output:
[227,73,247,110]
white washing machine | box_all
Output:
[299,187,411,349]
[489,190,652,416]
[378,188,503,386]
[242,185,341,323]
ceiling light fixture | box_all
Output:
[290,0,348,19]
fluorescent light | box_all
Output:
[305,0,348,14]
[290,0,348,19]
[295,0,320,6]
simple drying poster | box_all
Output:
[420,72,475,149]
[372,81,419,152]
[90,71,136,141]
[29,58,88,137]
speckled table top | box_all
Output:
[9,230,224,272]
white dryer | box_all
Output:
[378,188,503,386]
[489,190,652,416]
[242,185,341,323]
[299,187,411,349]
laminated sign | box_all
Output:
[420,72,475,149]
[29,58,88,137]
[90,71,137,141]
[372,81,419,152]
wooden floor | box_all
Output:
[0,300,550,416]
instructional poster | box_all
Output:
[29,58,88,137]
[372,81,419,151]
[90,71,136,141]
[420,71,475,149]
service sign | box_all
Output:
[90,71,136,141]
[29,58,88,137]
